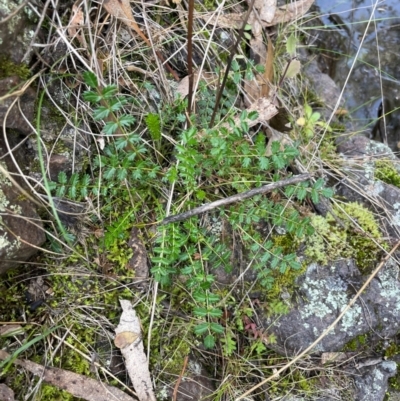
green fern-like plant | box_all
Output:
[145,113,161,141]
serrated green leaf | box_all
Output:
[313,178,325,190]
[58,171,67,184]
[207,293,220,303]
[101,85,118,99]
[93,106,110,121]
[296,187,307,201]
[193,307,208,317]
[204,334,215,349]
[310,188,319,204]
[83,91,102,103]
[231,59,240,72]
[103,121,119,135]
[194,323,209,335]
[145,113,161,141]
[83,71,98,88]
[119,115,135,127]
[233,71,241,84]
[56,185,65,198]
[193,292,207,303]
[210,322,224,334]
[321,188,334,198]
[209,308,223,318]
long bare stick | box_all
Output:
[187,0,194,116]
[209,0,257,127]
[161,174,311,225]
[235,239,400,400]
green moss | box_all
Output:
[0,56,30,80]
[343,333,368,351]
[36,385,77,401]
[305,202,385,271]
[375,160,400,188]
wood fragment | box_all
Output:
[115,300,156,401]
[0,350,136,401]
[161,174,311,225]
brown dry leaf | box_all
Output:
[234,97,278,129]
[243,16,264,107]
[103,0,150,46]
[321,352,356,365]
[254,0,276,24]
[127,227,149,279]
[68,0,86,46]
[261,34,274,97]
[202,0,313,29]
[243,33,274,106]
[0,324,23,336]
[264,0,314,26]
[114,331,140,349]
[199,12,243,30]
[0,349,136,401]
[265,127,293,156]
[176,72,219,98]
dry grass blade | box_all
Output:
[102,0,179,80]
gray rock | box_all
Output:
[0,133,45,274]
[336,136,400,239]
[160,356,215,401]
[0,383,16,401]
[262,258,400,356]
[0,0,36,64]
[303,58,343,117]
[0,76,35,136]
[353,360,397,401]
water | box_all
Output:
[312,0,400,149]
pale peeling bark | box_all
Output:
[115,300,156,401]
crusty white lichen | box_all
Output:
[0,162,22,255]
[301,264,363,334]
[377,258,400,313]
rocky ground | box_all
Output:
[1,0,400,400]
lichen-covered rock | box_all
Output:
[262,258,400,356]
[161,356,215,401]
[353,360,397,401]
[0,76,35,136]
[0,133,45,273]
[336,136,400,239]
[0,0,36,65]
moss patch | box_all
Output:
[375,160,400,188]
[0,56,30,80]
[305,202,385,271]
